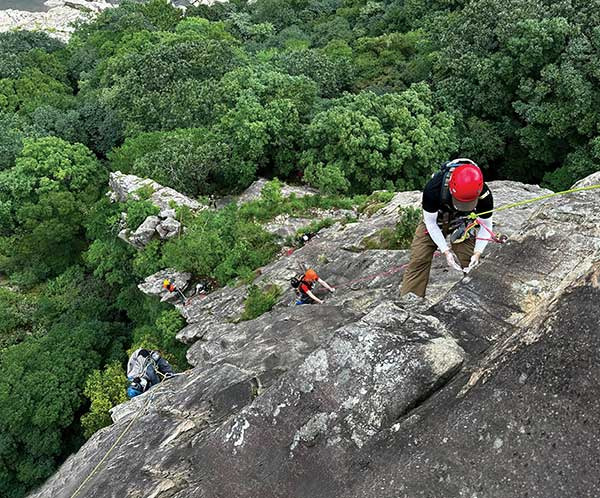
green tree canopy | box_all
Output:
[302,83,457,193]
[0,137,105,285]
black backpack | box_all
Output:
[290,274,311,291]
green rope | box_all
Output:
[469,183,600,219]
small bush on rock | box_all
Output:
[240,283,281,321]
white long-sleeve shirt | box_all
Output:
[423,210,493,254]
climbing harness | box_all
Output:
[451,217,508,245]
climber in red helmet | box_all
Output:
[401,158,494,297]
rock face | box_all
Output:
[109,171,203,249]
[108,171,202,212]
[237,178,319,205]
[27,176,600,498]
[0,1,112,42]
[0,0,228,42]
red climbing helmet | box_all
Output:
[448,160,483,210]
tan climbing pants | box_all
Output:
[400,222,475,298]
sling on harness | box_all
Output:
[451,217,508,244]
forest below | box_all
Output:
[1,0,600,495]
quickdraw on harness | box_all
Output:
[449,216,508,245]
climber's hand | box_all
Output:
[464,252,481,274]
[444,250,462,272]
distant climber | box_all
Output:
[208,194,218,210]
[291,268,335,304]
[126,348,175,398]
[297,232,317,247]
[163,278,187,303]
[401,158,494,297]
[192,276,217,296]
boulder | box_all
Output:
[108,172,202,248]
[237,178,319,205]
[156,217,181,239]
[108,172,202,212]
[127,215,160,248]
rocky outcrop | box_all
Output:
[237,178,319,205]
[108,172,202,212]
[109,171,203,249]
[0,0,112,42]
[234,178,355,240]
[0,0,228,42]
[28,176,600,498]
[138,270,191,303]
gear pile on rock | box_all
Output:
[28,173,600,498]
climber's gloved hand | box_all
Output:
[464,252,481,274]
[443,250,463,272]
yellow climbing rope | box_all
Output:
[69,388,159,498]
[470,183,600,219]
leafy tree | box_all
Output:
[0,68,73,115]
[301,84,457,194]
[226,12,276,44]
[186,1,238,22]
[0,319,119,496]
[431,0,600,183]
[30,98,123,158]
[0,31,64,80]
[0,111,33,171]
[136,0,182,31]
[34,266,114,330]
[213,95,304,187]
[0,287,38,350]
[352,30,432,93]
[110,128,222,196]
[203,67,318,186]
[81,361,128,438]
[0,137,106,285]
[175,16,236,41]
[100,37,246,135]
[274,48,354,97]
